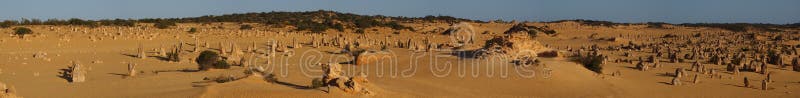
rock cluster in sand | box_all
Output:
[319,63,373,95]
[65,61,88,83]
[477,34,547,59]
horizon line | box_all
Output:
[1,10,798,25]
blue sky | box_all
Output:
[0,0,798,24]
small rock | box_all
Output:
[33,51,48,59]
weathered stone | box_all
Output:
[672,77,681,86]
[128,62,136,77]
[71,61,86,83]
[762,79,769,90]
[138,44,146,59]
[675,68,684,78]
[761,61,769,74]
[321,63,342,83]
[743,77,750,88]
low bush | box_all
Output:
[0,20,15,28]
[309,78,325,88]
[264,73,278,83]
[212,75,236,83]
[239,24,253,30]
[13,27,33,38]
[578,55,605,73]
[214,61,231,69]
[187,27,198,33]
[355,29,365,34]
[154,21,176,29]
[196,51,220,70]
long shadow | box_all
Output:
[657,82,672,85]
[274,81,313,89]
[208,48,221,51]
[107,73,128,76]
[122,53,138,58]
[107,73,131,79]
[187,75,319,91]
[191,81,215,87]
[191,75,247,87]
[722,71,734,74]
[195,75,329,93]
[324,51,345,55]
[58,68,72,82]
[724,82,768,89]
[622,66,638,70]
[123,53,172,61]
[149,56,170,61]
[656,73,675,77]
[183,49,195,53]
[722,83,747,88]
[451,49,481,59]
[339,60,355,65]
[154,68,200,74]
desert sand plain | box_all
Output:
[1,20,800,98]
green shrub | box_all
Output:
[239,24,253,30]
[154,21,176,29]
[310,78,325,88]
[579,55,605,73]
[212,75,236,83]
[355,29,365,34]
[187,27,198,33]
[13,27,33,38]
[264,73,278,83]
[214,60,231,69]
[135,10,429,33]
[584,56,604,73]
[98,19,136,27]
[0,20,15,28]
[67,18,99,28]
[196,51,220,70]
[768,50,781,65]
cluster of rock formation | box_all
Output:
[476,34,548,63]
[319,63,373,95]
[128,62,137,77]
[64,61,87,83]
[591,31,795,89]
